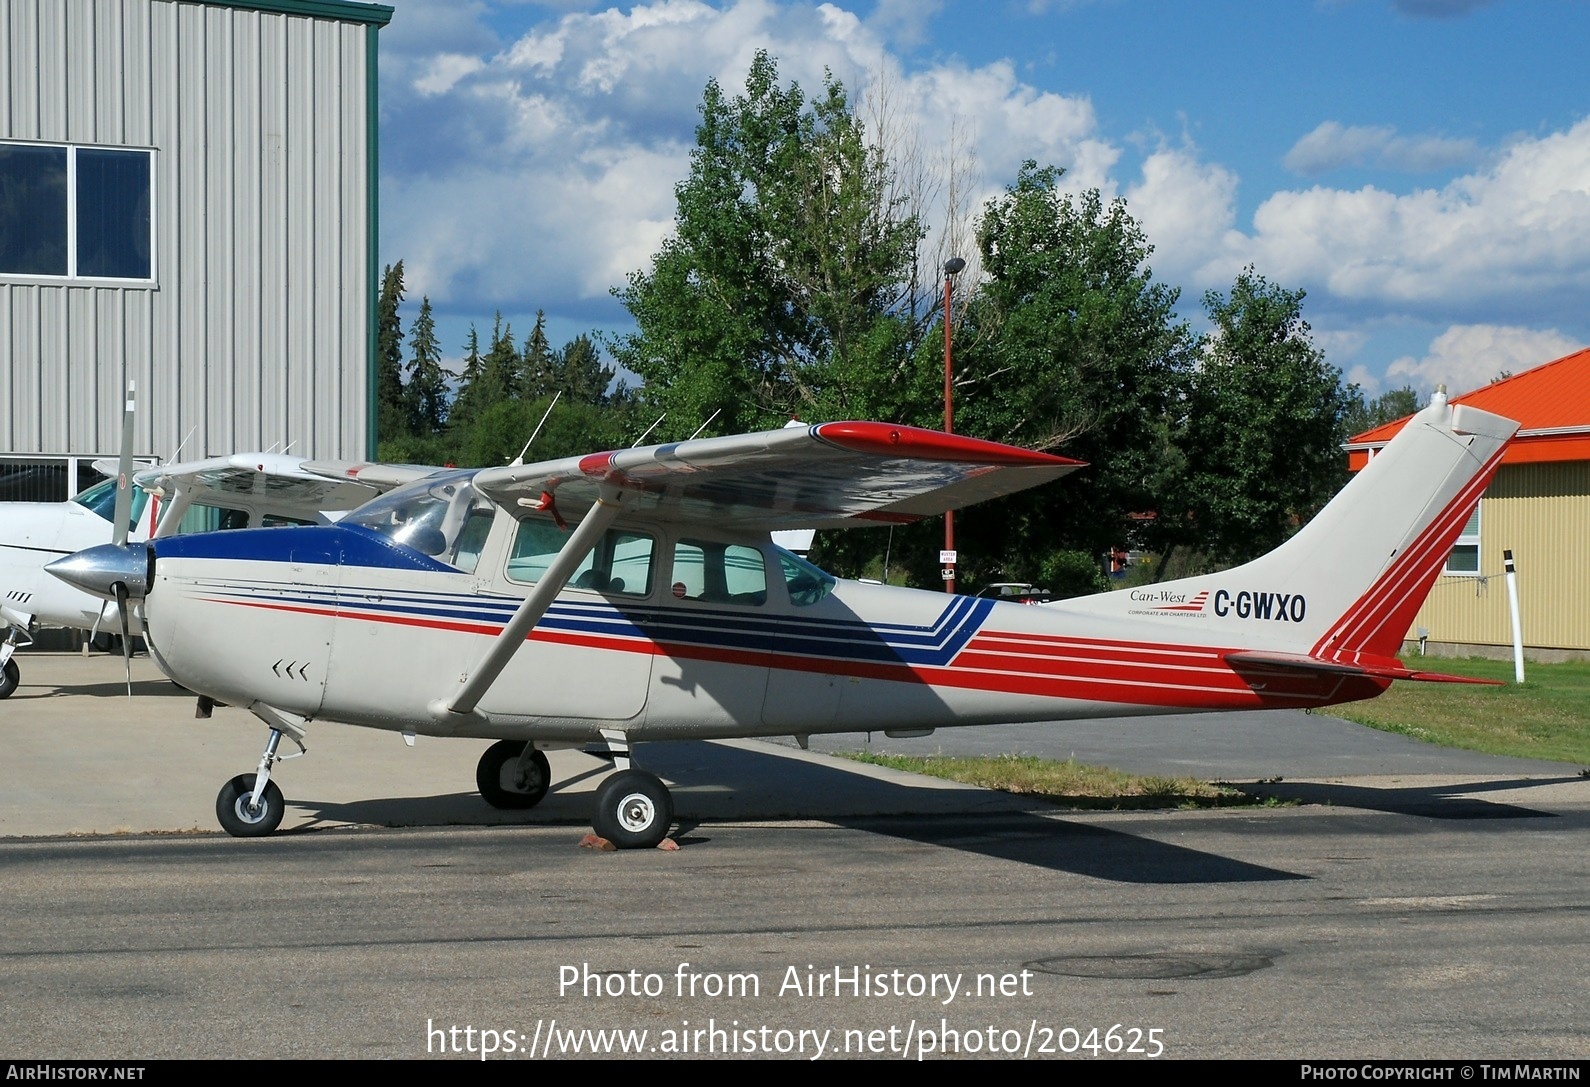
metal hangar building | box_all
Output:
[0,0,393,500]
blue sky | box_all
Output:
[377,0,1590,403]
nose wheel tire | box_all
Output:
[592,769,673,849]
[476,740,552,810]
[216,774,286,837]
[0,659,19,699]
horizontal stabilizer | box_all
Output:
[1224,650,1501,686]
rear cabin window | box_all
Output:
[670,540,767,606]
[508,518,654,597]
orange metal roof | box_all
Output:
[1347,346,1590,470]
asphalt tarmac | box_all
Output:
[0,649,1582,838]
[2,649,1587,1061]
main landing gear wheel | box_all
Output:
[476,740,551,810]
[592,769,673,850]
[216,773,285,837]
[0,659,18,699]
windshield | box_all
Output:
[775,546,836,607]
[343,470,494,571]
[72,477,152,533]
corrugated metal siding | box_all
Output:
[0,0,372,459]
[1411,462,1590,651]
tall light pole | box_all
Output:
[942,256,966,594]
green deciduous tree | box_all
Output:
[1163,267,1358,570]
[1344,385,1424,437]
[611,50,926,438]
[935,163,1197,585]
[459,396,631,469]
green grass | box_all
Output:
[1333,656,1590,764]
[841,752,1260,810]
[837,658,1588,809]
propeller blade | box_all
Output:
[111,382,136,549]
[114,582,132,696]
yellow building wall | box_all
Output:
[1411,462,1590,652]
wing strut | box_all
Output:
[428,486,626,729]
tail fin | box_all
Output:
[1075,390,1517,664]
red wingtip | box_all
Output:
[813,422,1083,467]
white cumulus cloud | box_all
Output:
[380,0,1111,322]
[1237,117,1590,323]
[1123,143,1241,285]
[376,0,1589,397]
[1385,324,1581,395]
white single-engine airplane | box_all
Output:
[50,391,1516,848]
[2,391,426,696]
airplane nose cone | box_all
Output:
[46,543,152,601]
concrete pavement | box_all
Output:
[1,649,1584,838]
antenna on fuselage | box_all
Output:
[631,413,665,448]
[687,408,722,441]
[168,426,197,464]
[511,391,562,466]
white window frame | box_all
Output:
[0,140,156,285]
[1445,502,1481,576]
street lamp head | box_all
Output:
[943,256,966,276]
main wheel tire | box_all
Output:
[0,658,18,699]
[592,769,673,849]
[216,774,286,837]
[476,740,552,810]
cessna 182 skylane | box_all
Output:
[50,391,1516,848]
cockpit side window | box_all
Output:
[777,547,836,607]
[507,516,654,597]
[451,507,496,574]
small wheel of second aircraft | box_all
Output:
[0,658,19,699]
[216,774,285,837]
[476,740,551,810]
[592,769,673,849]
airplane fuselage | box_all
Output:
[141,517,1382,746]
[54,402,1513,844]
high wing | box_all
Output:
[472,421,1084,530]
[136,454,439,533]
[427,421,1081,730]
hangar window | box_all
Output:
[2,457,151,504]
[1445,503,1481,575]
[0,142,153,282]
